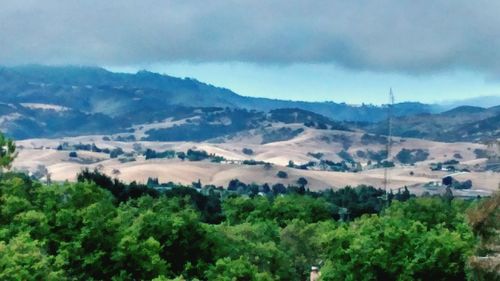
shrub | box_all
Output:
[297,177,308,186]
[396,148,429,164]
[242,160,267,165]
[186,149,209,161]
[242,148,254,155]
[176,151,186,160]
[443,159,459,165]
[356,150,366,158]
[276,171,288,179]
[337,150,354,163]
[361,133,387,145]
[367,150,387,163]
[109,147,124,158]
[144,149,176,160]
[473,149,488,159]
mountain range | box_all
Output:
[0,65,498,142]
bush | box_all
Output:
[396,148,429,164]
[337,150,354,163]
[381,160,395,168]
[356,150,366,158]
[263,163,272,170]
[442,176,453,186]
[297,177,308,186]
[144,149,176,160]
[261,127,304,144]
[276,171,288,178]
[453,179,472,190]
[367,149,387,162]
[319,160,350,172]
[242,160,267,165]
[210,156,225,163]
[242,148,254,155]
[443,159,459,165]
[109,147,124,158]
[176,151,186,160]
[186,149,209,161]
[473,149,488,159]
[361,133,387,145]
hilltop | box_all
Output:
[0,65,437,139]
[1,66,499,143]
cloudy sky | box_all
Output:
[1,0,500,104]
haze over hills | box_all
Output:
[0,65,498,142]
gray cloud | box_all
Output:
[1,0,500,75]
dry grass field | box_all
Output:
[13,126,499,196]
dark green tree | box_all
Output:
[0,132,17,173]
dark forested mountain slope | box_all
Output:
[0,65,434,119]
[0,65,497,142]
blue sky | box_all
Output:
[110,62,499,105]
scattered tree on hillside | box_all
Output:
[176,151,186,160]
[144,149,176,160]
[263,163,272,170]
[186,149,209,161]
[297,177,308,187]
[396,148,429,164]
[473,148,489,159]
[276,171,288,179]
[109,147,124,158]
[337,150,354,163]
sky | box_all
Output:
[1,0,500,104]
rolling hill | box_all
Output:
[0,65,497,144]
[13,124,497,196]
[363,105,500,142]
[0,65,439,140]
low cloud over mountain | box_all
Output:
[2,1,500,77]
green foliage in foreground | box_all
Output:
[0,172,487,280]
[0,133,16,171]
